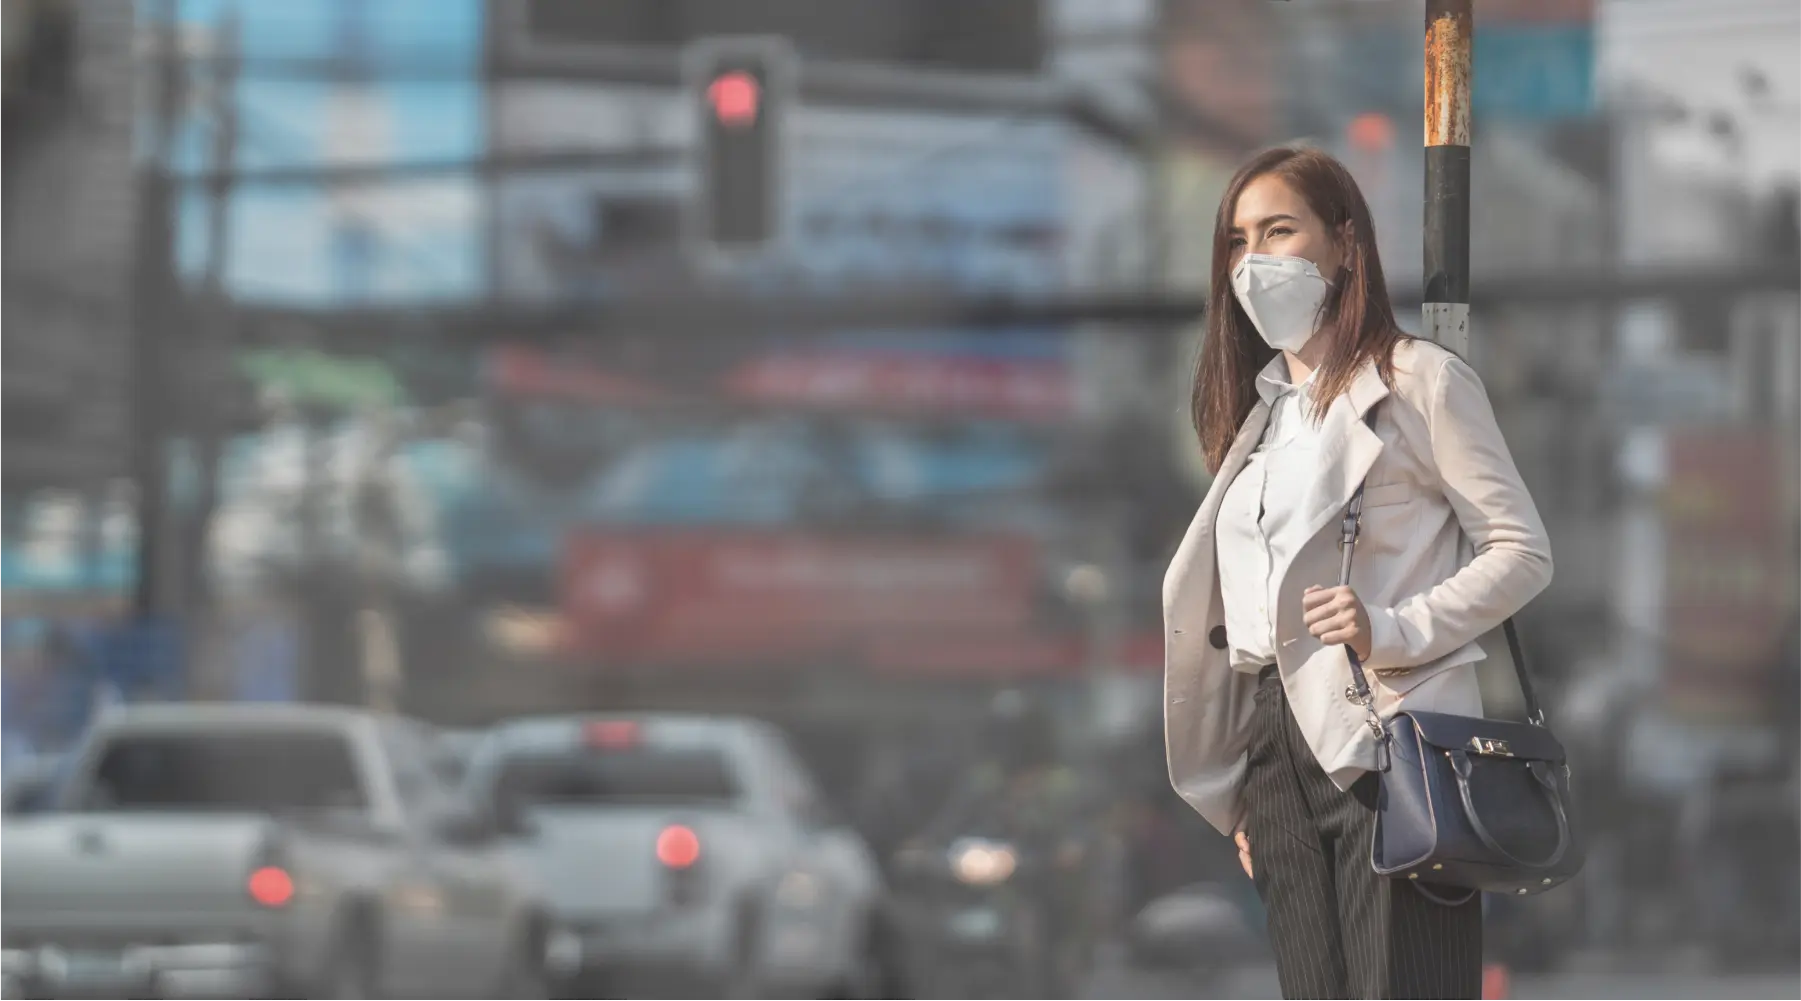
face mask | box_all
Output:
[1231,253,1333,354]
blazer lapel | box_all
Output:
[1162,400,1272,617]
[1285,359,1392,552]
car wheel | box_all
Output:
[311,916,382,1000]
[722,902,765,1000]
[316,950,380,993]
[826,944,886,999]
[496,919,550,999]
[829,915,896,1000]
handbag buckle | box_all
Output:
[1469,736,1514,757]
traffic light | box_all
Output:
[688,38,792,259]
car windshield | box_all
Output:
[82,731,366,813]
[494,747,740,808]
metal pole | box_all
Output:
[129,0,181,621]
[181,9,239,622]
[1423,0,1473,356]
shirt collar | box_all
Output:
[1255,355,1314,406]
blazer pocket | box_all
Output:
[1361,481,1415,509]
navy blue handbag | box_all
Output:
[1338,464,1584,906]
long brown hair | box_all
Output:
[1191,145,1406,473]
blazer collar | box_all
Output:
[1192,355,1391,554]
[1290,357,1392,549]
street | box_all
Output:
[1073,957,1801,993]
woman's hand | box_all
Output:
[1303,585,1373,660]
[1235,827,1253,879]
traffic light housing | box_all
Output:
[687,37,792,259]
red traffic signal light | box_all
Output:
[687,38,791,257]
[707,71,762,129]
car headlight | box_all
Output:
[949,838,1018,886]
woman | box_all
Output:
[1163,145,1553,998]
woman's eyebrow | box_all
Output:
[1229,213,1299,234]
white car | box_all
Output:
[461,713,890,997]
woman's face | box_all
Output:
[1229,174,1345,277]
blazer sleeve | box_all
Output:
[1361,354,1554,671]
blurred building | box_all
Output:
[0,0,134,594]
[2,0,140,759]
[3,0,135,494]
[1594,0,1800,790]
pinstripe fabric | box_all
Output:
[1245,668,1482,999]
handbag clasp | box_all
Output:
[1468,736,1513,757]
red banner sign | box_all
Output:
[485,344,1075,421]
[722,353,1076,421]
[560,532,1043,669]
[485,345,666,406]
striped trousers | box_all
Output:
[1244,667,1482,999]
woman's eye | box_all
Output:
[1267,227,1293,239]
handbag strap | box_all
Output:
[1338,409,1546,731]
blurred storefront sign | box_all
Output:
[237,348,409,411]
[561,532,1041,668]
[1475,24,1594,122]
[485,341,1076,421]
[722,351,1075,421]
[484,344,666,407]
[1660,430,1792,723]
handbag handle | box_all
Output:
[1338,409,1547,732]
[1449,753,1573,870]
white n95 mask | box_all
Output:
[1231,253,1333,354]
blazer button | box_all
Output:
[1208,626,1228,650]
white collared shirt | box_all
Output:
[1215,355,1328,671]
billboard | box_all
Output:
[1661,430,1793,722]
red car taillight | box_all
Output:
[656,824,701,869]
[247,866,295,908]
[248,832,296,908]
[657,824,704,906]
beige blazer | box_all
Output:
[1163,337,1553,837]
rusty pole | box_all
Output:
[1424,0,1473,355]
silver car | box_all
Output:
[2,703,550,998]
[463,713,891,997]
